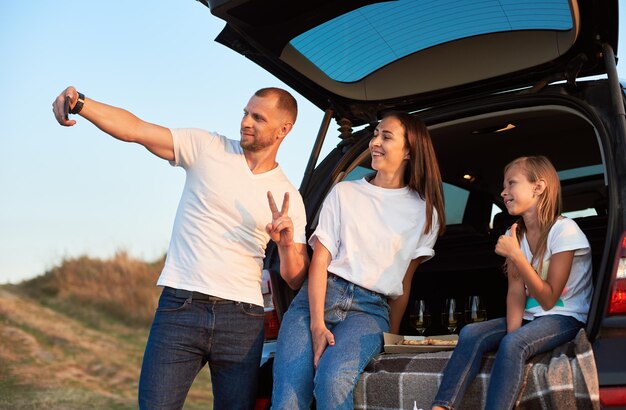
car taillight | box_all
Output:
[254,397,271,410]
[264,308,280,339]
[261,269,280,339]
[599,386,626,407]
[608,232,626,315]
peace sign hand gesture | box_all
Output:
[266,191,294,247]
[495,223,521,259]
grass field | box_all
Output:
[0,252,213,409]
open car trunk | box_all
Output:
[301,83,610,337]
[196,1,625,406]
[286,80,615,408]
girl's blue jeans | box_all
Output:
[432,314,584,410]
[271,273,390,410]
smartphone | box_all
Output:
[64,95,70,121]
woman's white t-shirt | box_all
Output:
[309,178,439,298]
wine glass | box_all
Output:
[465,296,487,324]
[441,298,461,334]
[409,299,431,335]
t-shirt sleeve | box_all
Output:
[169,128,219,169]
[412,209,440,262]
[308,185,341,257]
[550,218,591,256]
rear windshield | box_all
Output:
[290,0,573,83]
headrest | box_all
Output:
[492,212,518,235]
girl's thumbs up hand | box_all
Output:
[495,223,521,258]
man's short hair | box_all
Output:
[255,87,298,124]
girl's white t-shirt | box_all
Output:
[309,178,439,298]
[516,217,592,322]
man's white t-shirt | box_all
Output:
[157,128,307,307]
[309,178,439,298]
[516,217,592,323]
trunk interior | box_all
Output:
[308,98,610,337]
[406,103,608,336]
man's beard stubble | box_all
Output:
[240,134,274,152]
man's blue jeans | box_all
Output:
[271,274,390,410]
[138,287,265,410]
[432,314,584,410]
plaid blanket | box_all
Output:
[354,329,599,410]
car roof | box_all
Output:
[199,0,617,125]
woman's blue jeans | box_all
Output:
[432,314,584,410]
[138,287,265,410]
[272,274,390,410]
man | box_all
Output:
[52,86,309,409]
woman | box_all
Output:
[272,112,446,409]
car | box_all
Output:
[198,0,626,408]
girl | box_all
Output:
[432,156,593,410]
[272,112,446,409]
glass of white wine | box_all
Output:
[441,298,461,334]
[465,295,487,324]
[409,299,431,335]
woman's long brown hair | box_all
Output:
[383,112,446,236]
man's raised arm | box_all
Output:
[52,86,174,161]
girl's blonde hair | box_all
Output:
[505,156,562,276]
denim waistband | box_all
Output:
[327,272,387,300]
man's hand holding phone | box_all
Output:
[64,95,70,121]
[52,87,79,126]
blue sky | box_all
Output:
[1,1,625,283]
[0,0,328,284]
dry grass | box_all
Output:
[22,251,163,327]
[0,252,213,409]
